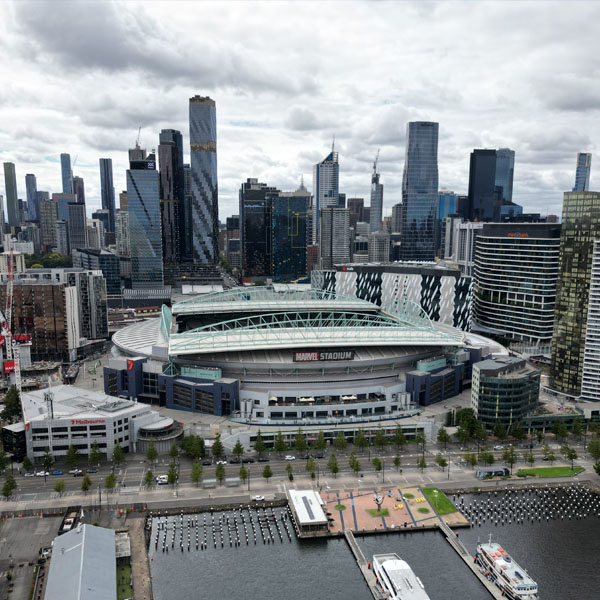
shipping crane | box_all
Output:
[0,249,21,396]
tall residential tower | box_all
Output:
[312,148,339,244]
[573,152,592,192]
[99,158,116,232]
[3,162,19,227]
[60,153,73,194]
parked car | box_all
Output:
[156,475,168,485]
[51,470,63,476]
[252,495,265,502]
[542,456,550,461]
[284,455,296,461]
[229,458,241,464]
[242,458,255,464]
[35,471,49,477]
[314,454,325,459]
[86,468,98,473]
[493,445,504,451]
[69,469,82,475]
[202,460,213,466]
[216,460,227,466]
[73,471,84,477]
[24,472,35,477]
[257,457,270,463]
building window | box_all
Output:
[173,383,193,409]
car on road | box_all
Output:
[542,456,550,461]
[493,445,504,451]
[24,472,35,477]
[156,475,168,485]
[202,460,213,466]
[35,471,49,477]
[69,469,82,475]
[51,470,63,475]
[284,455,295,461]
[216,460,227,465]
[252,495,265,502]
[257,457,270,462]
[313,454,325,459]
[242,458,255,463]
[86,468,98,473]
[228,458,241,464]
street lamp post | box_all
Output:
[382,458,385,484]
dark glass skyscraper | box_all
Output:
[126,152,163,288]
[60,153,73,194]
[99,158,116,232]
[158,138,183,265]
[468,149,497,221]
[189,96,218,264]
[73,176,85,205]
[495,148,515,204]
[399,121,439,261]
[370,162,384,233]
[25,173,39,222]
[3,162,19,227]
[573,152,592,192]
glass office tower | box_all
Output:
[25,173,39,222]
[3,162,19,227]
[126,153,163,288]
[495,148,515,204]
[99,158,116,232]
[189,96,218,264]
[60,153,73,194]
[399,122,439,261]
[573,152,592,192]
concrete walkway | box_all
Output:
[129,516,153,600]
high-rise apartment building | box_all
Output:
[126,152,163,288]
[115,210,130,257]
[368,231,390,262]
[99,158,116,233]
[437,189,457,256]
[391,203,402,233]
[158,138,183,267]
[495,148,515,204]
[399,122,439,261]
[239,178,280,279]
[60,153,73,194]
[72,248,120,295]
[3,162,19,227]
[551,191,600,397]
[312,149,339,244]
[468,149,498,221]
[370,162,384,233]
[53,193,77,221]
[272,190,310,282]
[348,197,365,230]
[56,221,69,255]
[189,95,218,264]
[25,174,38,222]
[573,152,592,192]
[67,202,87,251]
[319,207,350,268]
[39,199,58,251]
[73,176,85,204]
[472,223,560,346]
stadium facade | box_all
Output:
[106,287,499,428]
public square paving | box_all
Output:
[323,486,468,534]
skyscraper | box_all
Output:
[348,197,365,230]
[25,173,39,222]
[158,138,183,266]
[67,202,87,250]
[189,95,218,264]
[60,153,73,194]
[99,158,116,232]
[573,152,592,192]
[437,189,457,256]
[312,148,339,244]
[39,199,58,251]
[73,176,85,204]
[126,151,163,288]
[53,193,77,221]
[495,148,515,203]
[369,156,384,233]
[319,207,350,268]
[3,162,19,227]
[467,149,497,221]
[551,191,600,397]
[399,121,439,261]
[239,178,280,279]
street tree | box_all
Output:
[105,472,116,492]
[285,462,293,476]
[351,457,362,477]
[0,386,21,423]
[262,464,273,481]
[392,426,407,450]
[169,443,180,460]
[239,465,248,482]
[547,451,556,465]
[464,452,478,468]
[594,462,600,477]
[42,447,54,472]
[112,442,124,466]
[314,431,327,452]
[0,451,8,473]
[167,461,179,486]
[54,479,66,496]
[89,442,103,466]
[191,462,203,487]
[551,422,569,443]
[502,447,519,474]
[374,427,388,452]
[81,474,92,494]
[437,427,451,449]
[143,470,154,488]
[2,474,17,498]
[572,419,585,440]
[511,422,526,441]
[434,453,448,469]
[415,431,426,454]
[588,438,600,462]
[393,453,402,471]
[274,431,286,456]
[355,429,368,453]
[417,456,427,472]
[305,457,316,473]
[215,463,225,484]
[233,440,245,459]
[480,451,495,466]
[254,431,267,455]
[536,431,544,444]
[146,439,158,464]
[295,429,307,453]
[372,457,382,476]
[455,407,477,434]
[526,452,535,466]
[328,453,339,478]
[65,445,79,468]
[334,432,348,451]
[455,426,471,446]
[22,456,34,473]
[565,447,578,471]
[212,434,224,459]
[181,435,205,460]
[493,422,508,440]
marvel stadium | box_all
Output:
[105,287,499,428]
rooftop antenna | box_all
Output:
[332,134,335,154]
[373,148,380,174]
[135,126,141,149]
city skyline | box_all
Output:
[0,1,598,220]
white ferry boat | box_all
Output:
[372,553,431,600]
[476,537,538,600]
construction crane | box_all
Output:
[0,249,21,396]
[373,149,380,174]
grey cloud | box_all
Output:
[285,106,325,131]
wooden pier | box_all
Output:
[344,530,386,599]
[438,520,504,599]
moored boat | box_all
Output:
[372,553,430,600]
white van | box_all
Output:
[155,475,168,485]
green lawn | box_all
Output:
[422,488,458,515]
[335,504,346,510]
[516,466,584,478]
[402,493,414,499]
[417,507,430,514]
[117,563,132,600]
[367,508,389,517]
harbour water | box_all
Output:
[148,490,600,600]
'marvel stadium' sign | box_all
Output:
[293,350,355,362]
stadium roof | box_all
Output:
[45,525,116,600]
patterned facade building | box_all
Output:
[312,262,472,330]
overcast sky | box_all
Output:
[1,0,598,220]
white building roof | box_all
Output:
[21,385,142,423]
[289,489,328,526]
[45,525,116,600]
